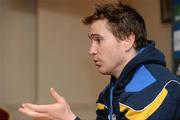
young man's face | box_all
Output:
[88,19,129,77]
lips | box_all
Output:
[94,60,101,67]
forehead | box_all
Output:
[88,19,112,36]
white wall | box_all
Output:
[0,0,36,119]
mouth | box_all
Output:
[94,60,101,67]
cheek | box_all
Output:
[107,48,123,64]
[102,49,118,65]
[100,43,121,63]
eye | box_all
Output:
[89,34,103,44]
[94,37,103,44]
[95,38,101,43]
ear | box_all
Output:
[123,33,135,52]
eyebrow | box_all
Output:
[88,33,103,39]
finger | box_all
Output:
[50,87,65,103]
[22,103,48,113]
[22,104,33,111]
[18,107,48,118]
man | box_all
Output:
[19,1,180,120]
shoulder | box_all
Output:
[119,64,180,119]
[120,63,180,108]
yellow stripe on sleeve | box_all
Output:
[96,103,106,110]
[120,87,168,120]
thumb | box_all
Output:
[50,87,65,103]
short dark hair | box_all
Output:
[82,1,147,50]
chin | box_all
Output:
[98,69,110,75]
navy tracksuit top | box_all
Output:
[96,40,180,120]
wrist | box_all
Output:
[75,117,80,120]
[66,111,77,120]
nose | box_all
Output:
[89,42,97,56]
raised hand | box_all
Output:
[19,88,76,120]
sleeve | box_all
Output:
[118,81,180,120]
[120,86,180,120]
[147,82,180,120]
